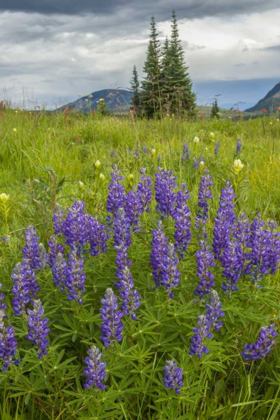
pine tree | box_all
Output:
[163,11,196,116]
[211,98,220,119]
[141,17,162,118]
[130,65,141,114]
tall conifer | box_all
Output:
[141,17,162,118]
[130,65,141,114]
[163,11,196,115]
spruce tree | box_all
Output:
[141,16,162,118]
[211,98,220,119]
[163,11,196,115]
[161,37,172,116]
[130,65,141,114]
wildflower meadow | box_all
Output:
[0,109,280,419]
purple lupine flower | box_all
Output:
[236,138,242,154]
[161,244,181,298]
[181,142,189,163]
[100,288,124,347]
[245,216,277,286]
[22,226,41,269]
[195,171,213,233]
[63,249,86,304]
[241,324,277,361]
[194,240,215,298]
[172,184,191,258]
[267,221,280,274]
[212,181,236,260]
[0,284,7,311]
[26,300,49,359]
[189,315,213,358]
[205,290,224,331]
[38,243,48,269]
[106,167,126,217]
[11,262,39,316]
[142,146,148,154]
[48,235,65,267]
[163,360,184,394]
[234,213,251,275]
[134,146,140,159]
[116,266,141,320]
[86,215,110,257]
[125,189,142,230]
[83,345,107,390]
[52,204,64,236]
[155,167,177,217]
[214,141,220,155]
[137,168,152,213]
[61,201,88,251]
[51,252,66,291]
[221,239,243,294]
[114,208,132,280]
[110,149,115,158]
[0,310,18,371]
[150,221,169,288]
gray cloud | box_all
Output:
[0,0,279,20]
[234,63,246,67]
[261,44,280,51]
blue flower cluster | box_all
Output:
[150,222,181,297]
[26,299,49,359]
[181,142,189,162]
[212,181,236,260]
[172,184,191,258]
[163,359,184,394]
[0,304,18,371]
[84,345,107,390]
[194,240,215,298]
[100,288,124,348]
[155,167,177,216]
[195,171,213,233]
[190,290,224,357]
[241,324,277,361]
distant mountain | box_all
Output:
[245,82,280,112]
[59,89,133,113]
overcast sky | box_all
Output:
[0,0,279,109]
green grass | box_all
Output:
[0,109,280,419]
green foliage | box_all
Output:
[0,109,280,419]
[211,99,220,120]
[130,66,141,115]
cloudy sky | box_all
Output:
[0,0,280,109]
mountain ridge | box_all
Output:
[245,82,280,112]
[59,89,133,112]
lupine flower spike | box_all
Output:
[100,288,124,347]
[0,309,18,371]
[241,324,277,361]
[163,360,184,394]
[83,345,107,390]
[189,315,213,358]
[26,300,49,359]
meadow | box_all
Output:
[0,109,280,419]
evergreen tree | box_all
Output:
[141,17,162,118]
[162,11,196,115]
[130,65,141,114]
[161,37,172,116]
[211,98,220,119]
